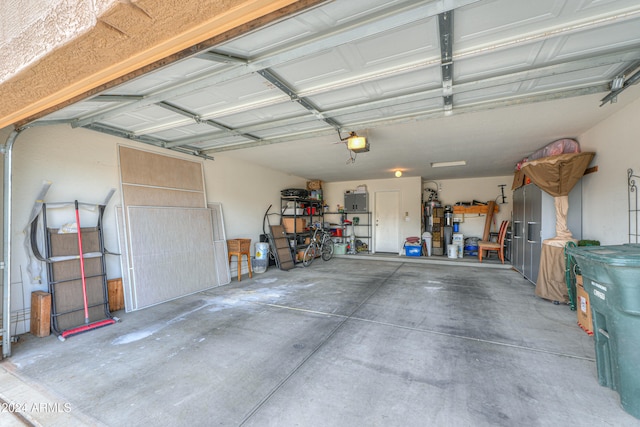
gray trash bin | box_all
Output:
[566,244,640,419]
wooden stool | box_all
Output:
[227,239,252,281]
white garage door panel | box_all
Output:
[127,206,219,311]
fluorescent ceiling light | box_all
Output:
[431,160,466,168]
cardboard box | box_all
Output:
[108,278,125,312]
[30,291,51,337]
[306,180,322,190]
[576,275,593,335]
[283,218,306,233]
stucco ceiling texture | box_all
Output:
[0,0,311,129]
[0,0,116,83]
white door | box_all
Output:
[375,191,400,253]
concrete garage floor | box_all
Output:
[1,257,638,426]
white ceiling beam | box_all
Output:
[162,46,640,139]
[72,1,640,133]
[454,7,640,62]
[157,101,259,140]
[162,114,321,148]
[70,0,482,129]
[257,68,342,130]
[203,84,609,154]
[69,1,640,136]
[162,88,441,148]
[156,48,638,148]
[454,48,640,94]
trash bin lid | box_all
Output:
[567,244,640,267]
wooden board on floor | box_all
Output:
[30,291,51,337]
[107,278,125,312]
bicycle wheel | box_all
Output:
[321,236,334,261]
[302,243,317,267]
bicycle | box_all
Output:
[302,226,334,267]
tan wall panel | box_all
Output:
[117,146,217,311]
[126,206,219,310]
[119,146,204,191]
[122,185,205,208]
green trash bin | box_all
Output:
[566,244,640,419]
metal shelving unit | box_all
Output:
[280,196,324,262]
[325,211,372,253]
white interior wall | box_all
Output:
[205,153,306,241]
[579,86,640,245]
[2,125,123,335]
[2,124,306,334]
[323,177,422,253]
[11,125,121,281]
[429,176,514,239]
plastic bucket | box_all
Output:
[448,243,458,259]
[422,232,432,256]
[254,242,269,273]
[255,242,269,260]
[253,258,267,273]
[334,243,347,255]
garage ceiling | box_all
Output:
[30,0,640,181]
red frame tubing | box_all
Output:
[59,200,116,339]
[75,200,90,324]
[61,318,116,338]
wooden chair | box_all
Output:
[478,220,509,263]
[227,239,252,281]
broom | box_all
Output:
[60,201,115,340]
